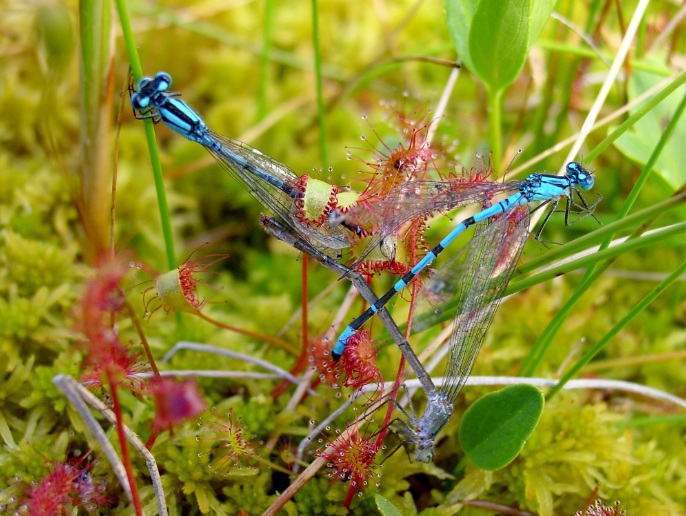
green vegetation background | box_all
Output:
[1,0,685,514]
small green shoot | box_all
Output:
[444,0,554,164]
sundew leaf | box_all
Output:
[613,70,686,190]
[459,384,544,470]
[444,0,554,94]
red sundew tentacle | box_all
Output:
[21,453,114,515]
[353,216,430,278]
[402,216,429,256]
[350,111,445,207]
[332,188,361,214]
[356,259,412,277]
[80,259,128,351]
[386,126,435,181]
[441,152,497,185]
[340,330,382,392]
[493,205,530,271]
[339,198,377,241]
[78,259,150,396]
[308,335,340,386]
[365,135,427,197]
[318,422,382,508]
[178,265,199,306]
[152,252,230,315]
[24,462,74,514]
[465,153,496,182]
[81,347,148,395]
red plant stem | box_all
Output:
[377,223,423,446]
[343,482,357,508]
[126,297,166,449]
[145,426,160,450]
[125,298,161,378]
[106,372,143,515]
[195,311,298,355]
[301,255,309,348]
[346,227,424,507]
[272,255,314,400]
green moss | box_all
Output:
[220,473,273,514]
[20,353,82,411]
[1,0,684,513]
[0,294,46,340]
[162,430,215,485]
[294,476,349,515]
[3,232,76,296]
[486,397,684,515]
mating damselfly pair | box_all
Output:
[131,71,599,461]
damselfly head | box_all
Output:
[152,71,172,92]
[566,161,594,190]
[413,440,434,463]
[130,91,148,110]
[131,72,172,111]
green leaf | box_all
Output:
[459,384,544,470]
[528,0,556,47]
[613,70,686,190]
[444,0,554,94]
[443,0,479,71]
[470,0,532,93]
[375,494,404,516]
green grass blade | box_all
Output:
[520,87,686,376]
[114,0,176,272]
[547,256,686,399]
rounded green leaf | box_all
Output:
[444,0,554,94]
[470,0,533,93]
[459,384,544,470]
[443,0,479,71]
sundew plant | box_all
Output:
[1,0,685,514]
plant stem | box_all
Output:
[114,0,177,273]
[311,0,328,167]
[106,372,143,515]
[488,87,503,169]
[258,0,275,120]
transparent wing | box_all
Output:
[342,179,520,267]
[436,207,529,404]
[411,243,472,333]
[208,131,353,256]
